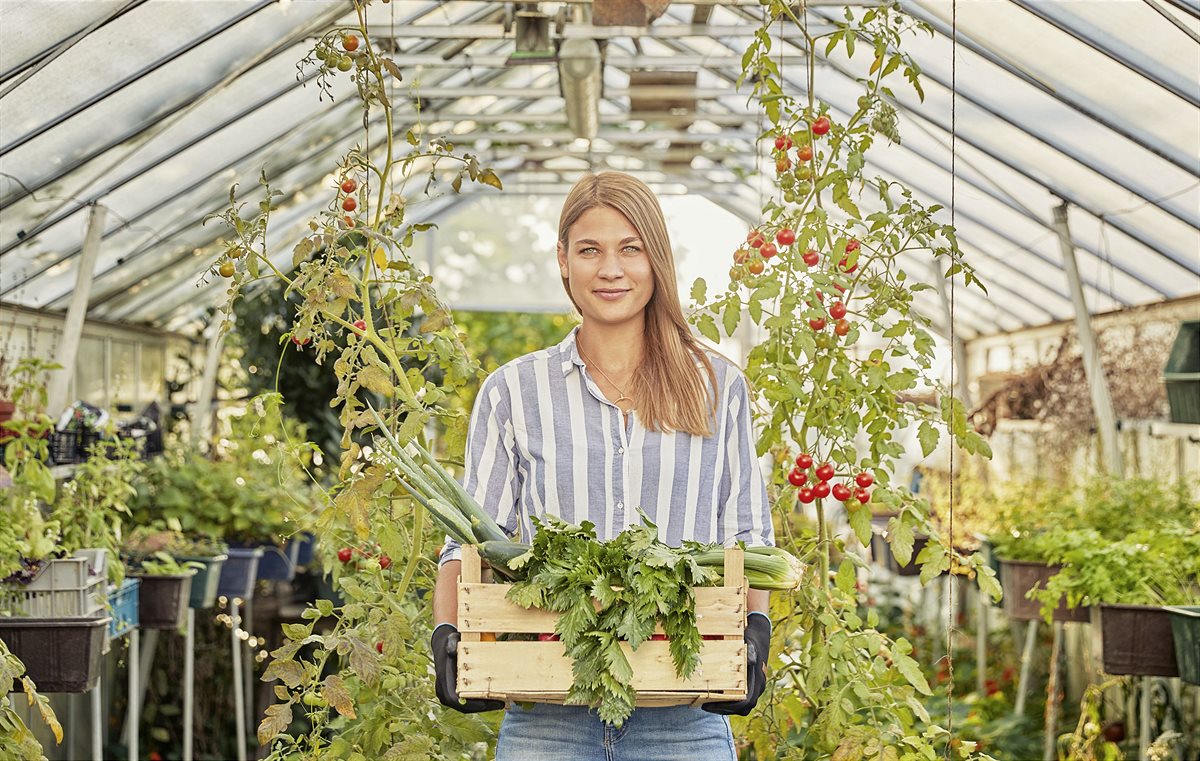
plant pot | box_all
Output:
[1093,604,1178,677]
[0,399,14,424]
[133,573,194,630]
[217,547,264,600]
[0,616,110,692]
[106,578,141,641]
[294,532,317,568]
[998,560,1089,623]
[1165,606,1200,685]
[178,554,227,609]
[49,429,80,464]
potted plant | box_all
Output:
[124,525,229,610]
[127,551,200,630]
[1031,526,1200,676]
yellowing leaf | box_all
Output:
[322,675,356,718]
[262,659,305,688]
[328,270,357,299]
[478,169,503,190]
[358,366,395,398]
[257,702,293,746]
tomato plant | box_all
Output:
[688,2,998,758]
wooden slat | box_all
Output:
[487,691,745,707]
[723,547,745,644]
[457,584,745,635]
[458,640,746,696]
[459,547,481,643]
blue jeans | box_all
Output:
[495,702,737,761]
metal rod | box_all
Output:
[1140,676,1152,759]
[896,0,1197,174]
[184,608,195,761]
[126,629,158,748]
[243,598,255,740]
[975,584,988,696]
[91,678,102,761]
[1010,0,1199,107]
[1043,621,1063,761]
[1014,619,1038,716]
[372,22,836,39]
[0,0,278,158]
[1051,201,1123,476]
[128,628,139,761]
[231,599,247,761]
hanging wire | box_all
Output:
[946,0,958,751]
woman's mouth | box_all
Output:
[594,288,630,301]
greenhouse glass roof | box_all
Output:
[0,0,1196,337]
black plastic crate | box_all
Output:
[0,616,110,693]
[49,429,80,465]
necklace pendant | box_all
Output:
[612,395,632,406]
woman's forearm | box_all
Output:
[433,559,461,627]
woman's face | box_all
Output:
[558,205,655,330]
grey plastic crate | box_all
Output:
[0,558,105,618]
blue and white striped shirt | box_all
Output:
[440,326,773,565]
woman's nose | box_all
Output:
[597,250,624,278]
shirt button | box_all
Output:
[618,447,625,454]
[616,501,624,510]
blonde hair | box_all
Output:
[558,172,718,436]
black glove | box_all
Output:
[431,623,505,713]
[702,613,771,716]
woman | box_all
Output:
[431,172,774,760]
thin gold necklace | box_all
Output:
[577,344,634,409]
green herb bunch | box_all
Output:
[505,517,721,726]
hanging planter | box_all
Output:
[178,553,227,609]
[998,559,1088,623]
[1,556,105,618]
[1165,606,1200,685]
[216,546,264,600]
[132,573,194,630]
[0,616,110,693]
[1093,604,1178,677]
[106,578,141,644]
[227,539,299,582]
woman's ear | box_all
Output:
[557,240,569,279]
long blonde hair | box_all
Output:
[558,172,718,436]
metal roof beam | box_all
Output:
[1009,0,1199,107]
[897,0,1198,174]
[374,23,833,40]
[0,0,279,158]
[380,53,814,68]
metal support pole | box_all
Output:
[243,598,255,737]
[185,608,195,761]
[47,203,107,415]
[191,320,225,448]
[1043,622,1064,761]
[91,676,102,761]
[931,268,972,407]
[125,629,157,751]
[1051,202,1123,476]
[65,692,76,761]
[1140,677,1152,760]
[231,600,247,761]
[1014,620,1039,716]
[975,585,988,695]
[127,628,139,761]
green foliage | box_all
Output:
[52,435,145,584]
[130,551,205,577]
[505,517,721,726]
[0,638,61,760]
[1031,528,1200,618]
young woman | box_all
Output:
[431,172,774,760]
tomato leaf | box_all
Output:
[322,675,356,719]
[258,702,293,746]
[695,313,720,343]
[690,277,707,304]
[917,421,938,458]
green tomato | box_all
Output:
[302,692,328,707]
[337,55,353,72]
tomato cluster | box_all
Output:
[786,453,873,507]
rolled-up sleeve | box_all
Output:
[439,371,522,565]
[717,372,774,548]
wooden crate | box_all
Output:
[456,545,747,707]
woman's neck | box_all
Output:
[577,320,645,374]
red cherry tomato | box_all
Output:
[776,228,796,246]
[845,238,860,253]
[773,135,793,151]
[832,483,852,502]
[787,469,807,487]
[342,35,359,52]
[797,487,815,504]
[829,301,847,320]
[809,318,826,331]
[746,230,766,249]
[815,462,835,482]
[776,157,792,173]
[379,554,392,569]
[802,250,820,267]
[353,319,366,332]
[376,641,384,654]
[733,248,749,264]
[813,481,831,499]
[337,547,353,563]
[839,257,857,273]
[798,145,813,162]
[747,260,765,275]
[855,472,875,488]
[341,178,357,194]
[811,116,831,136]
[759,242,778,259]
[342,215,355,228]
[795,453,813,470]
[854,488,871,504]
[342,196,357,212]
[834,319,851,337]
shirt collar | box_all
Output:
[559,325,586,376]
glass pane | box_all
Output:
[110,340,137,416]
[74,336,107,409]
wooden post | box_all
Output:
[1051,201,1122,476]
[1014,620,1038,716]
[190,319,225,447]
[47,203,107,416]
[1043,622,1063,761]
